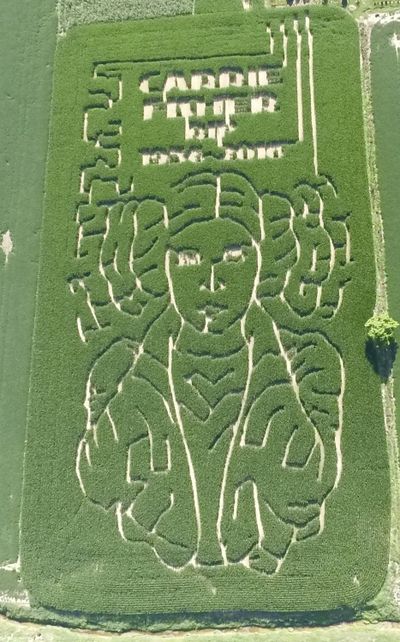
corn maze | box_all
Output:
[21,7,390,619]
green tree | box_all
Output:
[365,313,399,345]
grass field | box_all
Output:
[19,6,390,624]
[0,0,57,578]
[370,21,400,431]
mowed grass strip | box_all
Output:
[371,23,400,423]
[21,8,389,623]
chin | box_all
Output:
[209,319,230,334]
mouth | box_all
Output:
[200,304,225,318]
[199,304,226,333]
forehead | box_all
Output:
[170,218,252,255]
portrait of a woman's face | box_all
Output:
[168,218,258,334]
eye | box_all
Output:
[223,246,244,262]
[177,251,201,267]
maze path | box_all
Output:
[60,15,352,575]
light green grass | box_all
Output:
[0,0,57,571]
[370,25,400,447]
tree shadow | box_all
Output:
[365,338,398,382]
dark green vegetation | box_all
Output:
[21,5,389,624]
[0,0,56,580]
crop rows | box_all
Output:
[21,7,390,620]
[58,0,194,32]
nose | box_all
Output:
[200,263,225,292]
